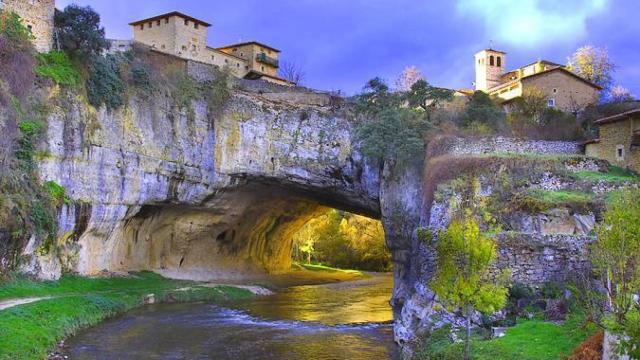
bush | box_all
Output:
[203,67,232,116]
[44,180,70,207]
[35,51,81,86]
[462,91,506,131]
[542,281,564,299]
[567,330,603,360]
[86,54,126,110]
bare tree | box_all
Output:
[279,61,305,85]
[395,65,424,92]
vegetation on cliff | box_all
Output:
[0,272,255,360]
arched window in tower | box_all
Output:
[490,55,495,66]
[497,56,502,67]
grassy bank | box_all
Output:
[413,310,596,360]
[0,272,255,360]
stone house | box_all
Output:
[474,49,601,113]
[0,0,55,52]
[583,108,640,172]
[217,41,290,86]
[128,12,292,85]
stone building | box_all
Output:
[583,108,640,172]
[474,49,601,113]
[0,0,55,52]
[217,41,289,85]
[128,11,292,85]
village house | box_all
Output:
[583,108,640,172]
[473,49,601,113]
[0,0,55,52]
[128,12,293,86]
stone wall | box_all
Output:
[1,0,54,52]
[428,135,580,158]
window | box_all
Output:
[616,145,625,161]
[211,55,215,60]
[553,88,558,93]
[490,55,494,66]
[225,59,228,64]
[547,98,556,107]
[261,66,265,72]
[139,25,144,30]
[497,56,501,67]
[240,52,244,57]
[194,23,199,29]
[165,18,169,24]
[181,45,187,51]
[27,25,33,33]
[148,22,152,28]
[184,19,189,26]
[237,63,240,67]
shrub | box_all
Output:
[462,91,506,131]
[567,330,603,360]
[86,54,126,110]
[0,11,32,46]
[203,67,232,116]
[44,180,71,207]
[35,51,81,86]
[542,281,564,299]
[130,62,153,93]
[172,73,200,110]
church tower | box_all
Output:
[474,49,506,91]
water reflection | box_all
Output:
[66,274,399,360]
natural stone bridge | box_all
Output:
[29,74,585,346]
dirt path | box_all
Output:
[0,296,51,311]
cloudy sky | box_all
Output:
[57,0,639,96]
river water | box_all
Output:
[66,273,400,360]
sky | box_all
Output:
[57,0,639,96]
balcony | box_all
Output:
[256,53,279,68]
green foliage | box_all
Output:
[515,190,594,213]
[541,282,564,299]
[0,10,33,46]
[202,67,232,116]
[414,311,597,360]
[130,62,152,93]
[54,5,109,62]
[462,91,506,131]
[291,210,391,272]
[86,54,126,110]
[172,74,200,110]
[592,188,640,355]
[405,79,454,112]
[431,217,509,359]
[417,227,434,245]
[509,282,533,301]
[15,119,44,171]
[355,78,431,170]
[0,272,255,359]
[34,51,81,86]
[43,181,70,207]
[573,166,640,183]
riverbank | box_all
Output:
[0,272,259,360]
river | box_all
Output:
[65,273,400,360]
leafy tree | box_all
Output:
[592,189,640,357]
[430,217,509,360]
[355,78,430,169]
[54,5,109,61]
[395,65,424,92]
[510,87,548,122]
[405,79,453,113]
[462,91,506,131]
[567,45,615,91]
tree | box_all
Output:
[278,61,305,85]
[567,45,615,91]
[511,87,548,123]
[395,65,424,92]
[404,79,454,113]
[462,91,506,131]
[430,217,509,360]
[609,85,634,103]
[355,78,431,169]
[54,5,109,61]
[592,189,640,358]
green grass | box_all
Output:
[295,262,364,276]
[573,166,640,183]
[0,272,255,360]
[414,311,596,360]
[515,189,595,213]
[34,51,82,87]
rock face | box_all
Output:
[22,65,611,349]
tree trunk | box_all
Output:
[464,305,472,360]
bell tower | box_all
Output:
[474,49,506,91]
